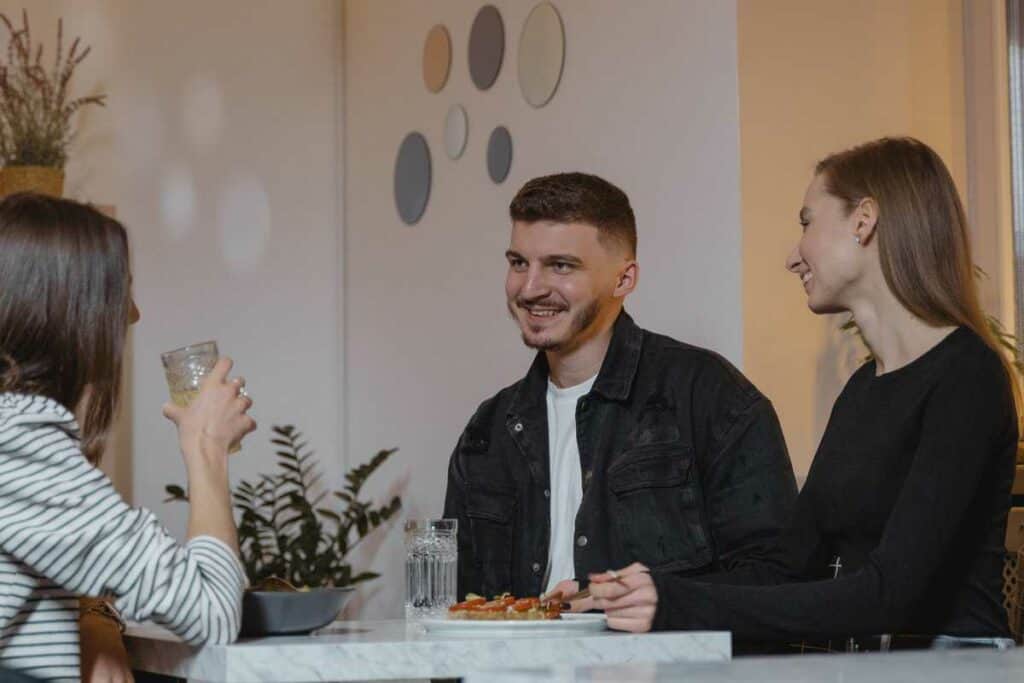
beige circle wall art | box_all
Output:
[518,2,565,108]
[423,24,452,93]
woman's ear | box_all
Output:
[854,197,879,245]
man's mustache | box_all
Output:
[514,297,567,310]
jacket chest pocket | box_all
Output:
[608,443,711,571]
[466,486,516,594]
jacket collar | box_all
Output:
[507,309,643,420]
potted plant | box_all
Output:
[0,11,106,197]
[166,425,402,635]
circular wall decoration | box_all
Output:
[423,25,451,93]
[468,5,505,90]
[518,2,565,108]
[394,132,432,225]
[487,126,513,183]
[444,104,468,160]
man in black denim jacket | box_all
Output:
[443,173,797,602]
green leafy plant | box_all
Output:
[0,11,106,167]
[166,425,401,588]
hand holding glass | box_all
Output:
[161,341,250,453]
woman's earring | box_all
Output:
[854,236,861,244]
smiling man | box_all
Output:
[443,172,798,602]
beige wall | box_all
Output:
[739,0,973,475]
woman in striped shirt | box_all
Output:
[0,193,257,680]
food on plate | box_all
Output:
[448,592,563,620]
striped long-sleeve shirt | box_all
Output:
[0,393,247,681]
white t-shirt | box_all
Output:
[544,373,597,594]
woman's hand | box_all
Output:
[80,610,134,683]
[589,562,657,632]
[543,579,595,613]
[163,358,256,463]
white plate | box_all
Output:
[421,613,607,636]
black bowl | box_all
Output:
[240,586,354,637]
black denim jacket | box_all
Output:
[443,312,798,600]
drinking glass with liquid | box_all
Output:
[161,340,244,453]
[404,519,457,620]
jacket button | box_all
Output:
[543,488,550,498]
[513,422,524,432]
[532,562,542,573]
[576,535,588,548]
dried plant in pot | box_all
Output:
[166,425,402,635]
[0,11,106,197]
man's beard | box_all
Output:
[508,298,601,352]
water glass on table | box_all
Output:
[405,519,457,620]
[161,340,246,453]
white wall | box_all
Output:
[0,1,346,537]
[344,0,742,618]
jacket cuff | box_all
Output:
[651,569,680,631]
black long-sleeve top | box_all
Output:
[652,326,1017,641]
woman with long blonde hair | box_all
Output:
[580,138,1018,650]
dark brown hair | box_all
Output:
[0,193,131,463]
[817,137,1018,408]
[509,172,637,256]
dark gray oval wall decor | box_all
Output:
[394,132,431,224]
[468,5,505,90]
[487,126,512,183]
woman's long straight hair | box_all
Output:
[0,193,131,463]
[816,137,1019,412]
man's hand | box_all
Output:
[80,611,134,683]
[589,562,657,632]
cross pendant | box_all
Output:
[829,556,842,578]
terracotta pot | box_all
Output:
[0,165,64,197]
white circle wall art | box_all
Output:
[423,24,452,93]
[444,105,468,160]
[217,175,272,273]
[487,126,513,184]
[394,132,432,225]
[182,74,225,148]
[160,163,197,240]
[518,2,565,108]
[469,5,505,90]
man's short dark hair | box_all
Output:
[509,172,637,256]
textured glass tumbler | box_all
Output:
[404,519,458,620]
[161,340,242,453]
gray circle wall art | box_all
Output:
[519,2,565,108]
[394,132,432,225]
[423,25,451,93]
[445,105,468,160]
[487,126,513,183]
[468,5,505,90]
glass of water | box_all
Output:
[161,340,244,453]
[405,518,457,620]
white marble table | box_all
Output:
[125,619,730,682]
[465,647,1024,683]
